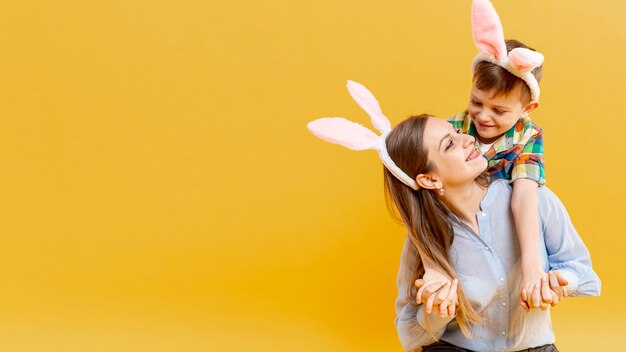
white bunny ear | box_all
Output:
[307,117,380,151]
[508,48,544,74]
[346,80,392,133]
[472,0,507,61]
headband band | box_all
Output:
[471,0,544,102]
[307,81,419,191]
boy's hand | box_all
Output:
[520,270,569,311]
[519,266,549,311]
[415,278,459,318]
[416,268,452,304]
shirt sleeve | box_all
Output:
[447,112,470,133]
[395,236,454,351]
[510,126,546,185]
[539,188,601,296]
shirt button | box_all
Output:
[480,212,487,217]
[499,277,505,282]
[485,246,490,251]
[502,302,507,306]
[501,331,506,336]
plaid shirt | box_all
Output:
[448,111,545,185]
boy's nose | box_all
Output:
[476,111,490,123]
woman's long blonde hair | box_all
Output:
[384,114,485,337]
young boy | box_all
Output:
[450,39,546,311]
[418,0,551,312]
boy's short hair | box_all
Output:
[473,39,543,104]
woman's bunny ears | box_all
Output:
[307,81,419,190]
[471,0,544,102]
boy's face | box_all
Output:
[467,85,538,144]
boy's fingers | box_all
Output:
[448,279,458,300]
[439,279,458,318]
[415,280,425,304]
[448,300,456,317]
[531,283,541,308]
[548,273,562,300]
[541,276,552,303]
[550,290,559,307]
[448,290,459,317]
[439,299,449,318]
[426,289,438,314]
[417,281,442,304]
[436,282,450,303]
[520,282,530,302]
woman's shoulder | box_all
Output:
[536,185,568,217]
[487,179,511,195]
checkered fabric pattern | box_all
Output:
[448,111,545,185]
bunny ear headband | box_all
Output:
[307,81,419,190]
[471,0,544,102]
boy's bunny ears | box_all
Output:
[471,0,544,102]
[307,81,419,190]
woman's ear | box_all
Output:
[415,173,441,190]
[521,101,539,117]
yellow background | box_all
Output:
[0,0,623,351]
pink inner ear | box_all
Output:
[508,48,544,73]
[307,117,379,151]
[472,0,507,61]
[346,80,391,133]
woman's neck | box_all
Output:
[440,181,487,232]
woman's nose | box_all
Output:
[463,134,475,147]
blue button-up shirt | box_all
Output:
[394,180,601,351]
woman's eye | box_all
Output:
[455,128,462,134]
[445,140,454,151]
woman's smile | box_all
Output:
[465,147,481,162]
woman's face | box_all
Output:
[422,117,487,188]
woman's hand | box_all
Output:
[415,278,459,318]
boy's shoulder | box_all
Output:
[519,116,542,131]
[509,116,543,139]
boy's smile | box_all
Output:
[467,86,538,144]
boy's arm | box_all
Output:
[510,123,547,309]
[511,179,546,309]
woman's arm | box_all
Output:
[538,187,601,296]
[395,236,454,351]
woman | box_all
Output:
[386,115,601,351]
[307,81,600,351]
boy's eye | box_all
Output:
[493,109,503,115]
[471,100,482,106]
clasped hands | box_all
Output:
[414,270,569,318]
